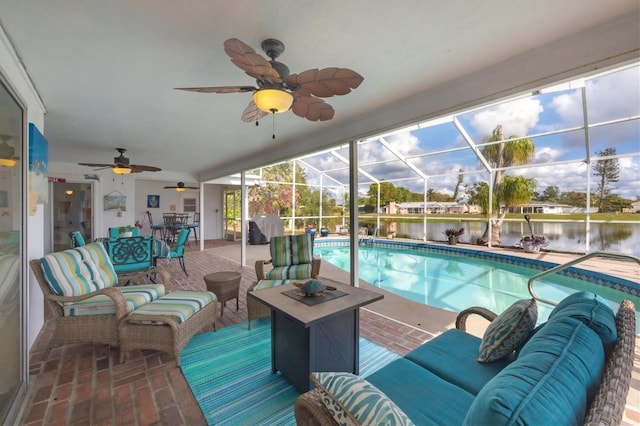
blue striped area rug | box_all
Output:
[180,318,400,426]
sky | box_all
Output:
[299,63,640,201]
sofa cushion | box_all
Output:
[126,290,216,325]
[405,328,513,395]
[464,316,605,426]
[62,284,166,316]
[478,298,537,362]
[270,234,313,267]
[40,242,118,297]
[549,291,617,349]
[366,358,474,425]
[310,372,414,426]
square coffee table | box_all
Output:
[248,278,383,392]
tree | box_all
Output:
[592,147,620,213]
[539,186,560,202]
[478,124,535,245]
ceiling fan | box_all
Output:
[175,38,364,123]
[78,148,161,174]
[164,182,199,192]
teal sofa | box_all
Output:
[295,293,636,425]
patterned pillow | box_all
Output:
[310,372,414,426]
[478,298,537,363]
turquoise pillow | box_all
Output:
[465,317,605,425]
[311,372,414,426]
[549,291,616,349]
[477,298,537,362]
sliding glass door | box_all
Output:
[0,77,25,423]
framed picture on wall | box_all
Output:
[147,194,160,208]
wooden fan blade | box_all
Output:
[241,101,268,123]
[78,162,113,168]
[292,96,335,121]
[130,165,162,173]
[224,38,281,83]
[287,68,364,98]
[174,86,257,93]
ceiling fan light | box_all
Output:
[253,88,294,113]
[0,158,16,167]
[175,187,185,192]
[113,166,132,175]
[65,189,74,195]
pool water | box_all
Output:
[314,244,639,323]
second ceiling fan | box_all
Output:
[164,182,198,192]
[175,38,364,123]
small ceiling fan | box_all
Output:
[164,182,199,192]
[175,38,364,123]
[78,148,161,174]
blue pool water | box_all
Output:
[314,241,640,323]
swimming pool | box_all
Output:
[314,239,640,323]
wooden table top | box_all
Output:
[248,278,383,327]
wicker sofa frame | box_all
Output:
[29,259,129,357]
[294,299,636,426]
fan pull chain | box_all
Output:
[272,112,276,139]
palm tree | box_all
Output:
[478,125,535,245]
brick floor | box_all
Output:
[19,240,638,425]
[20,241,434,425]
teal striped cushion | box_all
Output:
[76,243,118,287]
[39,243,117,297]
[311,372,414,426]
[254,279,293,291]
[128,290,216,325]
[270,234,313,267]
[63,284,166,316]
[265,264,312,280]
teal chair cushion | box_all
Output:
[548,291,617,349]
[270,234,313,267]
[39,242,118,297]
[126,290,216,325]
[405,328,513,395]
[464,316,605,426]
[63,284,166,316]
[265,264,312,280]
[366,358,475,425]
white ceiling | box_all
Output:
[0,1,638,182]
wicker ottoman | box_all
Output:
[204,271,242,316]
[118,290,217,366]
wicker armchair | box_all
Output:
[248,234,321,329]
[29,259,129,358]
[294,299,636,426]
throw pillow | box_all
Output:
[478,298,537,363]
[310,372,414,426]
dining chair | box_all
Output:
[69,231,86,248]
[187,212,200,244]
[162,213,184,244]
[108,227,140,239]
[157,228,190,276]
[145,211,166,240]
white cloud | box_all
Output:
[470,98,543,138]
[534,147,562,163]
